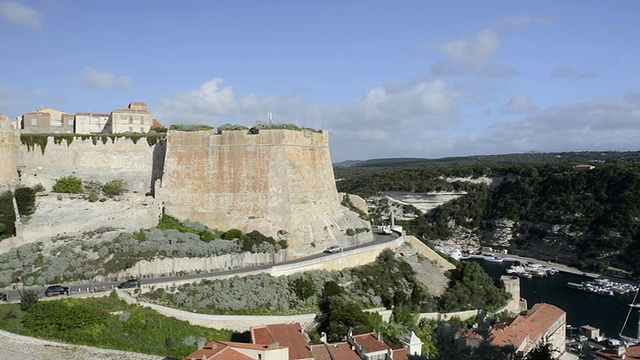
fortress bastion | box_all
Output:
[157,129,372,257]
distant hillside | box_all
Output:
[334,151,640,169]
[335,161,640,274]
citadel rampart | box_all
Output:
[158,129,372,257]
[0,124,18,188]
[15,135,163,194]
[0,126,372,257]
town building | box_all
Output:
[108,102,153,134]
[74,112,110,134]
[489,303,566,358]
[19,108,74,133]
[185,322,419,360]
[18,102,155,134]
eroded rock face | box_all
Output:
[485,218,516,247]
[158,129,372,257]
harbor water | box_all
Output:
[474,259,638,339]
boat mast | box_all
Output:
[621,283,640,343]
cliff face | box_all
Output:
[158,129,372,257]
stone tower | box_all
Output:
[158,129,373,257]
[500,275,525,314]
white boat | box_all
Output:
[483,255,504,263]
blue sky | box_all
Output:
[1,1,639,162]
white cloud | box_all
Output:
[0,1,41,29]
[551,65,597,80]
[157,77,459,132]
[430,17,550,77]
[431,30,501,75]
[491,16,553,32]
[83,67,132,91]
[506,95,538,114]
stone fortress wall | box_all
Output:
[158,129,373,257]
[0,121,18,189]
[15,136,162,195]
[0,125,373,257]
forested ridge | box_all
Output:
[335,154,640,274]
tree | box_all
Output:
[52,176,83,194]
[102,179,128,197]
[20,290,39,311]
[524,340,555,360]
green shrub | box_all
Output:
[52,176,83,194]
[102,179,128,197]
[32,184,46,193]
[222,229,242,240]
[14,187,36,216]
[88,193,100,202]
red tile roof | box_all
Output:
[490,316,545,350]
[489,303,565,353]
[325,342,361,360]
[184,341,253,360]
[309,343,332,360]
[250,323,313,360]
[392,348,410,360]
[351,333,391,353]
[525,303,565,330]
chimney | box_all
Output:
[617,345,626,358]
[320,332,327,343]
[377,332,383,343]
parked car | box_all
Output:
[0,292,7,302]
[45,285,70,297]
[324,245,342,254]
[117,279,140,289]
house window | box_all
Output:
[129,127,133,132]
[30,118,37,126]
[139,118,144,125]
[140,127,144,133]
[129,118,133,124]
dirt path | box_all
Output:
[0,329,165,360]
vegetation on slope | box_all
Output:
[336,160,640,273]
[0,292,233,359]
[141,250,507,316]
[0,215,287,287]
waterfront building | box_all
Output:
[489,303,566,359]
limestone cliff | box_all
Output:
[158,129,372,257]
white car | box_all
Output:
[324,245,342,253]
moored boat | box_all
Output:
[483,255,504,263]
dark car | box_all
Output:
[117,279,140,289]
[324,245,342,254]
[45,285,70,297]
[0,292,7,302]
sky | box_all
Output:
[1,1,639,162]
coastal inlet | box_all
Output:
[474,259,638,339]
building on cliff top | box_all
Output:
[18,102,155,134]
